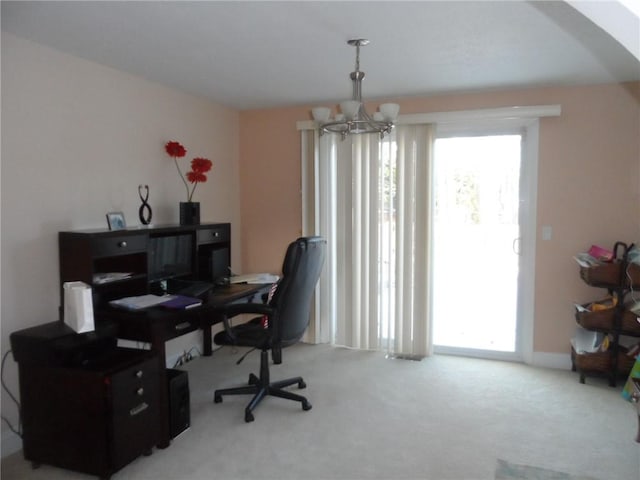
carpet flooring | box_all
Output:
[2,343,639,480]
[495,459,598,480]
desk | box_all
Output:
[96,283,269,448]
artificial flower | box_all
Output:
[165,141,213,202]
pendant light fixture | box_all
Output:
[311,39,400,140]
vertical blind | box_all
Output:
[301,124,434,357]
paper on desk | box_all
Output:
[93,272,132,284]
[109,294,173,311]
[229,273,279,284]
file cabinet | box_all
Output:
[17,346,161,479]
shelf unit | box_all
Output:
[58,223,231,312]
[573,242,640,386]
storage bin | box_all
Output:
[571,345,636,375]
[579,261,640,288]
[575,303,640,336]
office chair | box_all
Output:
[213,236,326,422]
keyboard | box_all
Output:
[167,279,214,299]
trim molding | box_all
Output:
[531,351,572,370]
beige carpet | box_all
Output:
[2,343,639,480]
[495,459,598,480]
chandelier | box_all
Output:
[312,39,400,140]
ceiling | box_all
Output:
[2,1,639,110]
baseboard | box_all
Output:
[1,429,22,459]
[530,351,572,370]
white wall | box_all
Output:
[1,32,242,455]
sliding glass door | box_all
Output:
[432,134,523,358]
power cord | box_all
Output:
[236,347,257,365]
[172,346,203,368]
[1,350,22,438]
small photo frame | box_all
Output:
[106,211,126,231]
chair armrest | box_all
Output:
[222,303,275,318]
[218,303,275,343]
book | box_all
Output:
[587,244,614,262]
[160,295,203,310]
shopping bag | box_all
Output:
[63,281,94,333]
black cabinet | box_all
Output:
[196,223,231,283]
[11,322,161,479]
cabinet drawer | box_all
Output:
[110,356,159,411]
[197,225,230,245]
[109,356,160,470]
[92,235,147,258]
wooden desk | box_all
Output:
[95,283,269,448]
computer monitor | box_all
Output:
[149,234,193,282]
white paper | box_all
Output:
[571,325,603,354]
[229,273,279,284]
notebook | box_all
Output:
[160,295,203,310]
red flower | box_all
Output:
[191,157,212,173]
[166,141,213,202]
[186,171,207,184]
[165,141,186,158]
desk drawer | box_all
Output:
[92,235,147,258]
[197,225,229,245]
[164,314,201,340]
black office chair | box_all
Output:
[213,236,326,422]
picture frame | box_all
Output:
[106,211,126,231]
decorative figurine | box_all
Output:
[138,185,152,225]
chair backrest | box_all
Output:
[270,237,326,347]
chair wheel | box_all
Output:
[214,394,223,403]
[248,373,259,385]
[302,401,312,411]
[245,411,255,422]
[298,380,306,389]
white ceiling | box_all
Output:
[2,1,639,110]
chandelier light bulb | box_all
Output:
[379,103,400,122]
[340,100,361,120]
[312,107,332,123]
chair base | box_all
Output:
[213,350,312,422]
